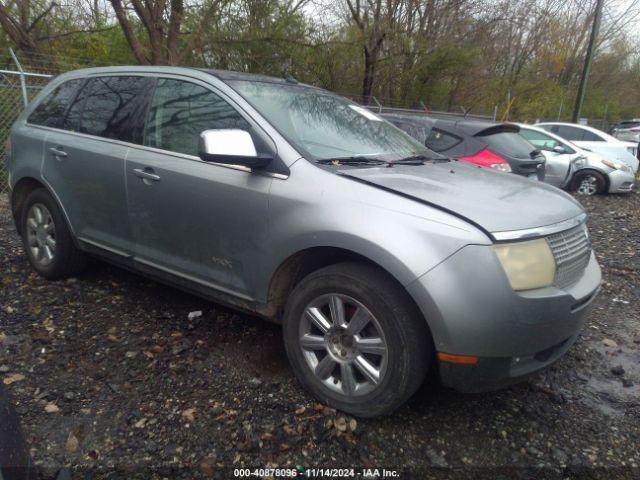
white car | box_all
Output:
[611,120,640,143]
[535,122,638,174]
[519,124,635,195]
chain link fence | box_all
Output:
[0,52,53,195]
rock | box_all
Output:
[249,378,263,387]
[425,448,448,468]
[552,447,568,464]
[610,365,625,376]
[294,406,305,415]
[44,403,61,413]
[188,310,203,320]
[602,338,618,348]
[63,392,76,401]
[622,378,633,388]
[0,365,9,373]
[125,351,138,359]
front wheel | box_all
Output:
[572,170,606,196]
[282,262,431,417]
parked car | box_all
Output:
[536,122,639,172]
[518,124,635,195]
[6,67,601,417]
[611,119,640,143]
[382,114,546,180]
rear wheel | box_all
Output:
[572,170,606,196]
[283,262,431,417]
[20,188,86,279]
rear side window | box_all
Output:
[425,128,462,152]
[480,131,534,159]
[28,79,84,128]
[581,130,604,141]
[553,125,585,141]
[76,76,154,143]
[144,78,251,156]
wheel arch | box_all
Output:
[571,168,609,193]
[263,246,426,326]
[10,176,47,235]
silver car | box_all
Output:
[5,67,601,417]
[611,120,640,143]
[519,124,635,195]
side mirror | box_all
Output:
[198,129,272,169]
[552,145,565,154]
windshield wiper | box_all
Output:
[394,154,450,164]
[317,156,389,166]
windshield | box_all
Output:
[228,81,432,161]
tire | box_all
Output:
[571,170,606,196]
[282,262,431,417]
[20,188,87,280]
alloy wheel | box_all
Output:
[298,293,388,397]
[25,203,57,267]
[577,175,598,196]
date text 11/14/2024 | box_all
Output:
[233,467,401,478]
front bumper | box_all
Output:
[406,244,601,392]
[607,168,635,193]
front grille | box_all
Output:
[546,224,591,289]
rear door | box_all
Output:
[126,76,275,301]
[42,75,154,255]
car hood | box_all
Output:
[342,161,585,237]
[578,143,639,173]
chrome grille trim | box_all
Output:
[546,225,592,289]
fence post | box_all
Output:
[372,96,382,113]
[9,48,28,108]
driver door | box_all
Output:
[126,77,274,300]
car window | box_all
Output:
[478,131,534,159]
[387,119,431,146]
[554,125,586,141]
[144,79,251,156]
[76,76,154,143]
[27,79,84,128]
[581,130,605,142]
[619,121,640,128]
[519,129,575,154]
[425,128,462,152]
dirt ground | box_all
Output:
[1,189,639,480]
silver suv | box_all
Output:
[5,67,601,417]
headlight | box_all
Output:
[601,159,626,171]
[490,163,512,173]
[573,157,586,168]
[493,238,556,291]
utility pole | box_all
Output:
[572,0,604,122]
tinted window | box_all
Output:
[28,79,83,128]
[480,131,535,159]
[581,130,604,141]
[619,121,640,128]
[425,129,462,152]
[554,125,585,141]
[144,79,251,156]
[77,76,154,143]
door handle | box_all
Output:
[133,168,161,182]
[49,147,67,158]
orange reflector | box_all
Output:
[437,352,479,365]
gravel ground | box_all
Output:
[1,190,639,480]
